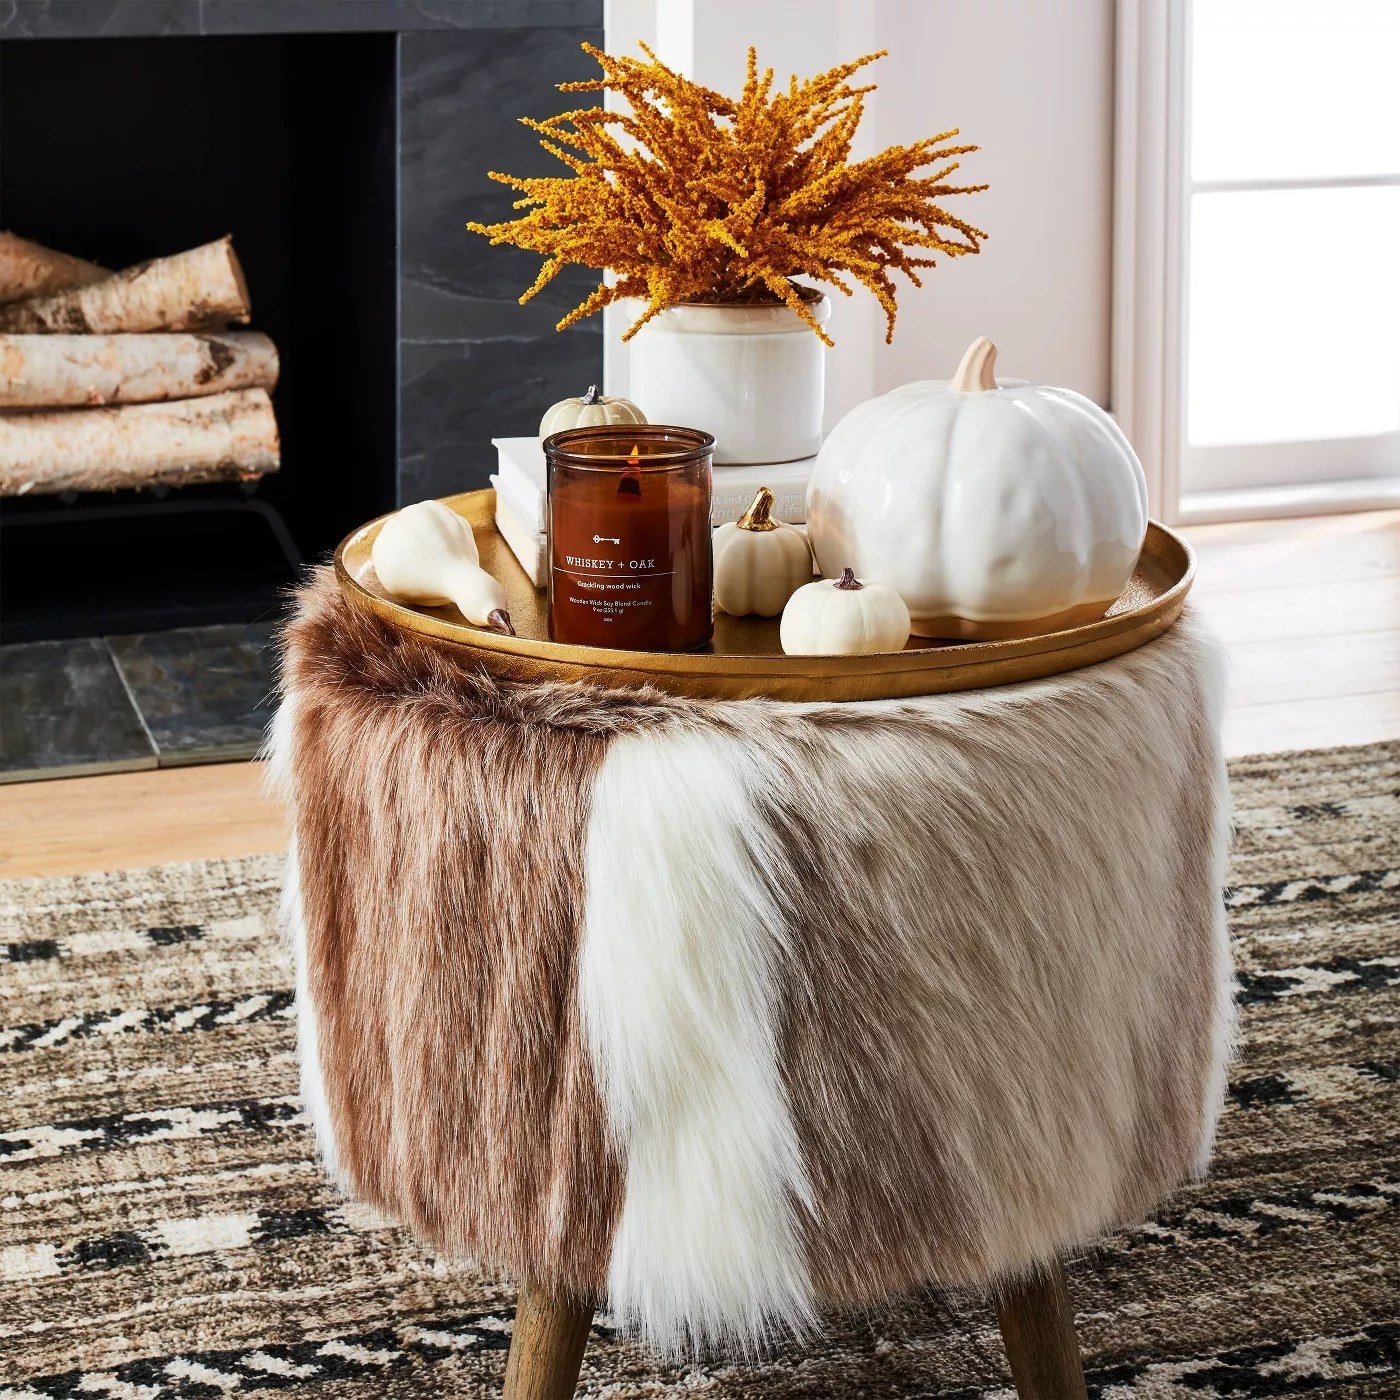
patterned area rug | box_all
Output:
[1,742,1396,1399]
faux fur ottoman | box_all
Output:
[271,568,1234,1353]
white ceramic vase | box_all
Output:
[625,294,830,464]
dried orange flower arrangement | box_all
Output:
[466,44,987,346]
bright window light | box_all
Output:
[1192,0,1400,183]
[1187,186,1400,447]
[1185,0,1400,468]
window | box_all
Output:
[1114,0,1400,521]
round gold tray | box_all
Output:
[335,489,1194,702]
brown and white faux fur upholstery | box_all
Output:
[270,567,1234,1354]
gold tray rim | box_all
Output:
[334,491,1195,702]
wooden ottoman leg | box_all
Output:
[503,1279,594,1400]
[995,1260,1088,1400]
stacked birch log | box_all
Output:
[0,232,281,496]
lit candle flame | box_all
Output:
[618,442,643,497]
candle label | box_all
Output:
[551,530,672,630]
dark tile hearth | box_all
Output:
[0,638,156,782]
[106,623,278,766]
[1,624,277,783]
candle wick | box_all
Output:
[619,441,643,495]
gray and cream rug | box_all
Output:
[1,742,1396,1398]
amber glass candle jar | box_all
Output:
[545,425,714,651]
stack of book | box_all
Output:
[491,436,815,587]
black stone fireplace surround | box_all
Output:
[0,0,603,779]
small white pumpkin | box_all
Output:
[780,568,911,656]
[806,337,1149,639]
[372,499,514,634]
[713,487,813,617]
[539,385,647,440]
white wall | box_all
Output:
[604,0,1115,422]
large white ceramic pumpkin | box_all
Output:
[806,338,1149,639]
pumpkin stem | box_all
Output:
[737,486,778,532]
[834,567,864,590]
[486,608,516,636]
[581,385,602,405]
[950,336,999,392]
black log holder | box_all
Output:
[0,484,304,644]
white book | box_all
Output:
[490,479,547,588]
[492,436,814,529]
[490,466,541,543]
[492,438,549,531]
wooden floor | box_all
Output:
[3,509,1397,880]
[0,761,284,880]
[1187,508,1400,758]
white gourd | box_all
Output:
[372,499,515,635]
[806,336,1149,639]
[539,385,647,439]
[713,486,813,617]
[780,568,911,656]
